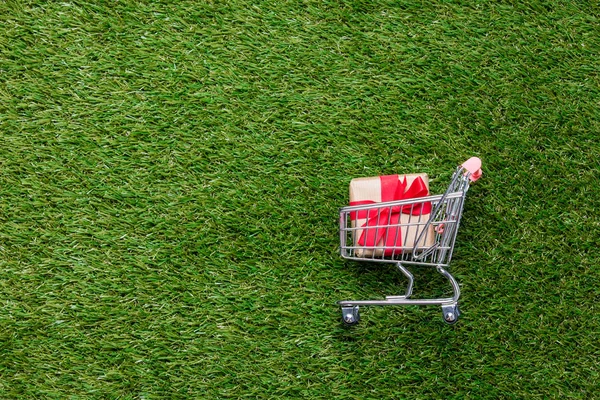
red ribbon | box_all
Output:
[349,175,431,255]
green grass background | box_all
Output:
[1,0,599,398]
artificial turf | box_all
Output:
[1,0,599,398]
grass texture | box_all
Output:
[1,0,599,398]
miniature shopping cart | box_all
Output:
[338,157,482,325]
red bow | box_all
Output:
[350,175,431,255]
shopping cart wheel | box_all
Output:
[441,303,460,325]
[341,306,360,326]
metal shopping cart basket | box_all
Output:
[338,157,482,325]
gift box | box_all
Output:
[349,173,435,257]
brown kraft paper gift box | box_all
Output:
[349,173,435,257]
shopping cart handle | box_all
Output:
[461,157,482,182]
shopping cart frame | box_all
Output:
[338,158,482,325]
